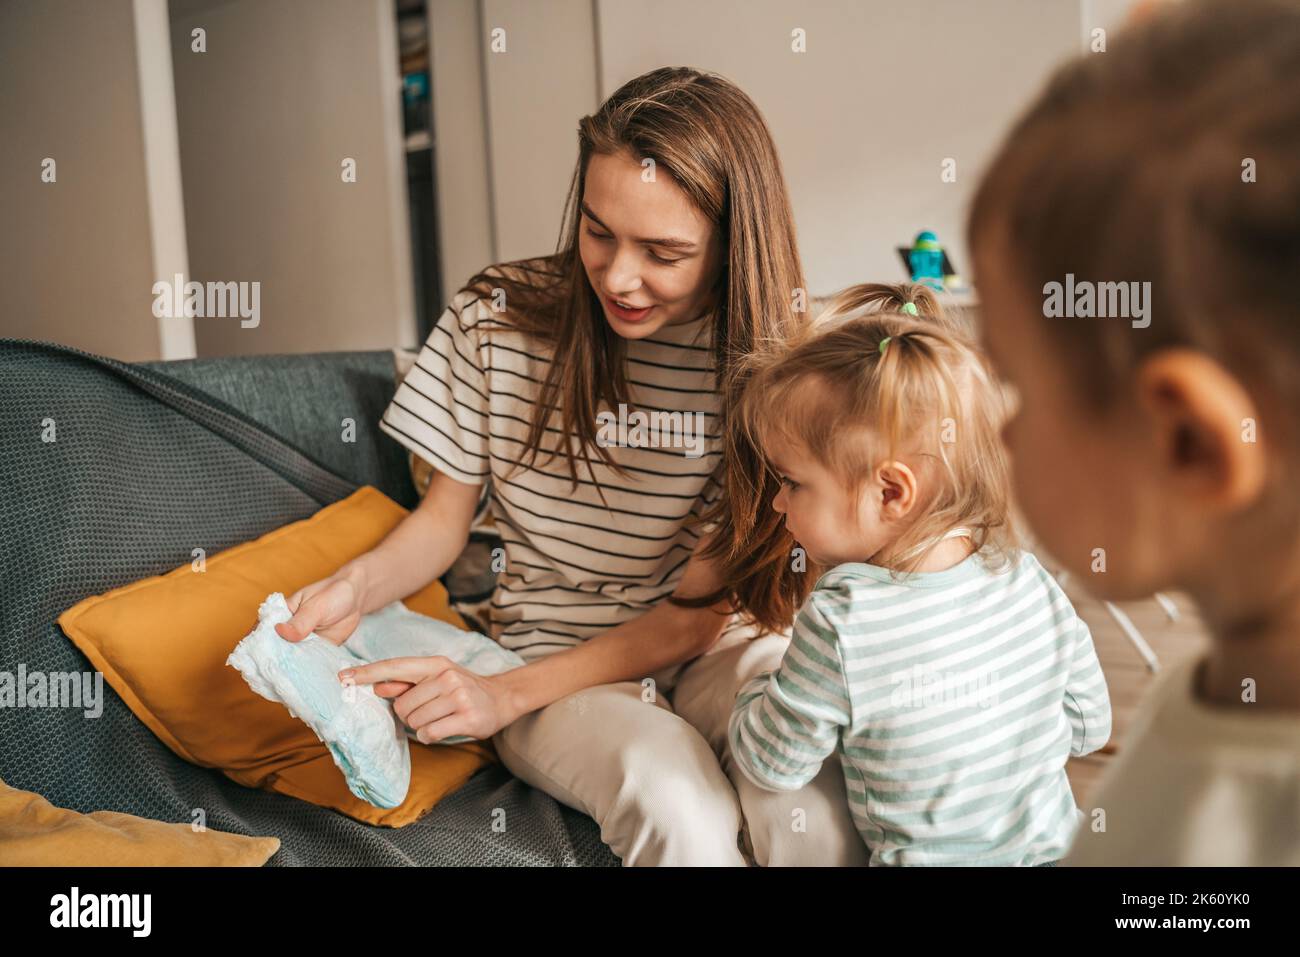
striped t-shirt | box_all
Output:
[379,282,732,663]
[728,549,1112,866]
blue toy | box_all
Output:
[908,230,946,292]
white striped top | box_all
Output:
[379,283,732,662]
[728,549,1112,866]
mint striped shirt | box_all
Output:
[728,549,1111,866]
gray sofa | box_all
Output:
[0,338,617,866]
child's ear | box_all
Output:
[1135,348,1266,511]
[877,461,920,521]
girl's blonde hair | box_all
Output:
[739,282,1019,577]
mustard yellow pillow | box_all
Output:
[57,486,495,828]
[0,777,279,866]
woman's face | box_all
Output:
[578,149,723,340]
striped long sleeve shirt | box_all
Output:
[728,549,1111,866]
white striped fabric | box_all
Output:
[728,549,1111,866]
[379,284,729,662]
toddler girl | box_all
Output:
[727,283,1112,865]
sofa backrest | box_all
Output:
[139,350,417,510]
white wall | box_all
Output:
[3,0,1146,360]
[427,0,599,297]
[428,0,497,305]
[168,0,415,357]
[0,0,189,361]
[595,0,1082,294]
[479,0,599,264]
[435,0,1143,298]
[135,0,195,360]
[1085,0,1150,44]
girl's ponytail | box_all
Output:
[815,281,949,330]
[734,286,1019,588]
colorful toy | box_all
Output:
[908,230,946,291]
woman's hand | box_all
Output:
[340,656,519,742]
[274,472,482,647]
[274,568,366,646]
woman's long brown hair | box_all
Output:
[461,67,812,633]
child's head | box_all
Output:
[741,282,1017,572]
[968,0,1300,616]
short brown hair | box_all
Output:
[968,0,1300,454]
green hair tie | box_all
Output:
[878,336,892,356]
[901,301,919,316]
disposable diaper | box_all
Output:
[227,593,524,809]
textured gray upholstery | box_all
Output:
[0,338,617,866]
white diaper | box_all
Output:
[227,593,524,809]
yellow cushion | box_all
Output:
[57,486,495,828]
[0,777,280,866]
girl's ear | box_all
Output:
[877,460,920,521]
[1135,348,1266,511]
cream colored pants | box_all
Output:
[491,627,871,866]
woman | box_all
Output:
[277,67,867,866]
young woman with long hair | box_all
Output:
[276,67,866,866]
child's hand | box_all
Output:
[339,656,516,743]
[274,575,363,646]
